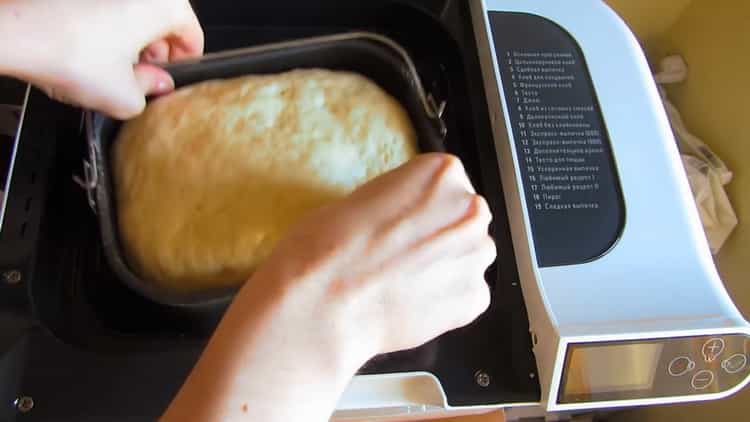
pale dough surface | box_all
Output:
[114,69,418,292]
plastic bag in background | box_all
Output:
[681,155,739,254]
[655,55,738,254]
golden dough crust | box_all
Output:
[114,69,418,292]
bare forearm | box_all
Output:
[161,271,372,422]
[162,155,494,422]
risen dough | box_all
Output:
[114,69,418,292]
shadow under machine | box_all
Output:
[0,0,748,420]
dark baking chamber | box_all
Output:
[33,1,500,351]
[14,1,540,414]
[89,33,447,309]
[37,1,490,344]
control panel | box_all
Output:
[558,334,750,404]
[474,0,750,411]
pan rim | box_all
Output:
[85,31,447,309]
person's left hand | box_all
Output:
[0,0,204,119]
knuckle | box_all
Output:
[440,155,470,186]
[469,279,490,313]
[454,279,491,327]
[415,152,452,172]
[441,153,464,173]
[475,281,491,314]
[418,153,465,178]
[465,194,493,229]
[471,194,492,222]
[480,235,497,265]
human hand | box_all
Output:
[251,152,495,361]
[163,153,495,422]
[0,0,203,119]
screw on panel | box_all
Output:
[475,371,491,388]
[3,270,21,285]
[15,396,34,413]
[529,372,536,379]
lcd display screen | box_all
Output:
[562,343,664,397]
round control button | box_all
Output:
[668,356,696,377]
[701,338,725,362]
[691,370,715,390]
[722,354,748,374]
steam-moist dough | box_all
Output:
[114,69,419,292]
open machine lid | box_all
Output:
[471,0,750,412]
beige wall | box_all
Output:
[605,0,750,420]
[650,0,750,320]
[605,0,693,54]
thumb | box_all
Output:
[133,63,175,97]
[104,63,174,120]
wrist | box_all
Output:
[243,268,378,377]
[163,270,376,422]
[270,263,386,369]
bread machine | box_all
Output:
[0,0,748,420]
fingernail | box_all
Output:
[156,78,170,92]
[153,77,175,95]
[134,65,175,97]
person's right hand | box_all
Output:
[163,153,495,422]
[249,152,495,360]
[0,0,204,119]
